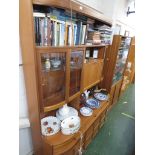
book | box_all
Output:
[75,21,82,45]
[73,24,77,45]
[39,17,45,46]
[44,17,48,46]
[81,25,87,44]
[56,23,60,46]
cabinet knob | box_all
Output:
[106,58,109,61]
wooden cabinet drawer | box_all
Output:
[54,137,79,155]
[61,139,80,155]
[93,116,100,129]
[93,127,100,138]
[84,137,92,149]
[85,125,93,141]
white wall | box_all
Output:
[76,0,135,35]
[19,46,33,155]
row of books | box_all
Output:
[33,12,87,46]
[33,5,113,46]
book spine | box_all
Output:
[59,23,62,46]
[47,18,51,46]
[54,21,57,46]
[50,21,53,46]
[79,22,83,44]
[74,24,77,45]
[57,23,60,46]
[40,18,44,46]
[44,17,48,46]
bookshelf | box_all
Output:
[20,0,112,154]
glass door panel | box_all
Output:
[40,52,66,107]
[113,37,131,84]
[69,50,83,96]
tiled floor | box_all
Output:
[83,84,135,155]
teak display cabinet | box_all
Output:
[37,47,85,112]
[102,35,133,106]
[20,0,112,154]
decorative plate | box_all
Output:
[80,107,93,116]
[85,98,100,108]
[94,93,108,101]
[41,116,61,136]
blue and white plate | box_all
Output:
[85,98,100,108]
[94,93,108,101]
[80,107,93,116]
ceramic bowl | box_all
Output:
[51,60,61,68]
[61,116,80,135]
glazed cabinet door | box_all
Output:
[69,49,84,99]
[112,37,131,84]
[37,50,67,112]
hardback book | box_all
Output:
[44,17,48,46]
[57,23,60,46]
[75,21,82,45]
[81,25,87,44]
[39,17,45,46]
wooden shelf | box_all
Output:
[42,99,109,146]
[36,44,108,51]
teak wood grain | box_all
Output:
[19,0,43,154]
[20,0,117,154]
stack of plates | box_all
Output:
[56,106,78,121]
[80,107,93,116]
[85,98,100,108]
[94,93,108,101]
[41,116,61,136]
[61,116,80,135]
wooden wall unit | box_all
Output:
[20,0,112,154]
[101,35,133,105]
[120,37,135,94]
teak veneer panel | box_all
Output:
[20,0,43,154]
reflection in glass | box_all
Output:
[40,52,66,107]
[113,37,131,84]
[69,51,83,96]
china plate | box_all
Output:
[94,93,108,101]
[41,116,61,136]
[85,98,100,108]
[80,107,93,116]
